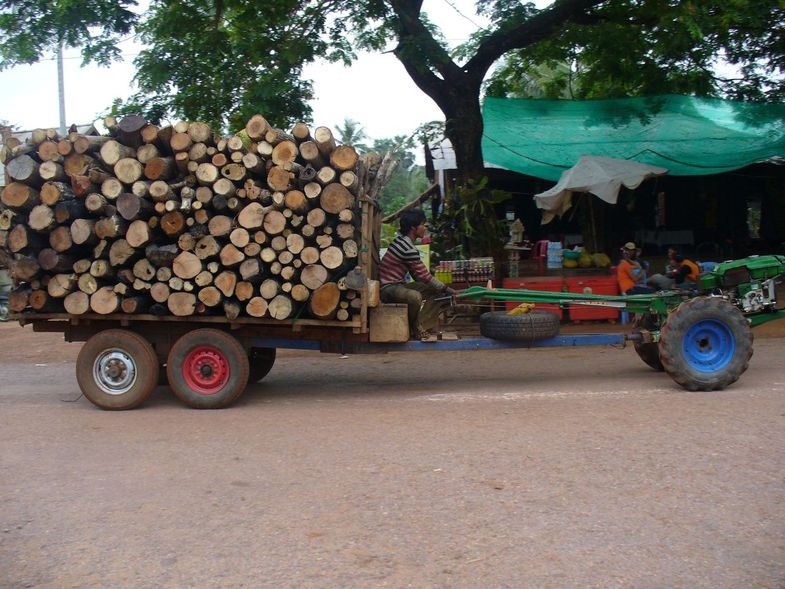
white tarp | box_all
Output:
[534,155,668,223]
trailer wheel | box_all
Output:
[248,347,276,383]
[76,329,159,410]
[479,310,560,341]
[632,313,664,371]
[659,296,753,391]
[167,329,249,409]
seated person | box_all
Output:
[671,254,701,290]
[648,246,679,290]
[379,208,455,341]
[617,242,655,295]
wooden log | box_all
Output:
[207,214,233,237]
[69,174,93,197]
[100,140,136,166]
[85,192,110,215]
[300,246,321,265]
[8,285,31,313]
[39,160,67,182]
[30,289,63,312]
[220,163,246,183]
[109,239,139,267]
[167,292,197,316]
[2,182,40,211]
[313,126,336,157]
[229,227,250,249]
[188,121,214,145]
[198,285,223,307]
[160,211,186,237]
[112,158,143,185]
[133,258,157,281]
[195,162,220,186]
[309,281,341,319]
[38,248,74,273]
[146,243,180,268]
[267,165,293,191]
[234,281,254,302]
[173,251,203,279]
[47,273,78,298]
[245,114,271,140]
[320,245,345,270]
[7,224,46,253]
[13,256,41,282]
[28,204,57,232]
[271,140,298,166]
[6,154,42,186]
[64,290,90,315]
[40,181,74,205]
[300,263,329,290]
[117,193,155,221]
[330,145,359,172]
[150,282,171,303]
[89,286,121,314]
[339,170,360,191]
[73,134,112,154]
[213,177,236,199]
[267,294,293,319]
[144,156,177,181]
[315,165,337,186]
[219,244,244,268]
[95,215,127,240]
[245,296,268,317]
[77,273,101,295]
[49,225,74,253]
[214,270,238,297]
[320,183,354,214]
[136,143,159,164]
[116,114,148,148]
[121,296,150,314]
[70,218,98,246]
[194,235,221,260]
[262,210,287,236]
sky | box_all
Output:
[0,0,494,143]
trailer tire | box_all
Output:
[659,296,753,391]
[632,313,664,371]
[167,329,249,409]
[479,310,560,341]
[248,347,276,383]
[76,329,159,410]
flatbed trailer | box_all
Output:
[13,252,785,410]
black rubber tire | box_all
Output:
[659,296,753,391]
[632,313,664,371]
[0,301,8,322]
[248,347,276,383]
[76,329,159,410]
[480,310,560,341]
[167,328,249,409]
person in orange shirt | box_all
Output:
[670,254,701,290]
[617,242,655,295]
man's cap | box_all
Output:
[622,242,637,250]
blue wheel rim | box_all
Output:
[682,319,735,372]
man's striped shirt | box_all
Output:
[379,234,444,290]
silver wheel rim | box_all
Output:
[93,349,137,395]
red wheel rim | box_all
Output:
[182,346,230,395]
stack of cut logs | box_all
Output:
[0,114,385,321]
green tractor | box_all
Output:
[461,254,785,392]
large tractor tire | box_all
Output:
[659,296,753,391]
[166,329,249,409]
[632,313,664,371]
[76,329,159,410]
[480,310,560,341]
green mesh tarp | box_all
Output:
[481,95,785,181]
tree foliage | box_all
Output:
[0,0,138,67]
[2,0,782,179]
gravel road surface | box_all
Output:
[1,321,784,589]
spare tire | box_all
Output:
[480,310,560,341]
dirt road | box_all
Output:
[1,321,784,589]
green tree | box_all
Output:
[335,118,370,152]
[0,0,137,68]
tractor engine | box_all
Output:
[699,255,785,315]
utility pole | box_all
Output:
[57,40,66,136]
